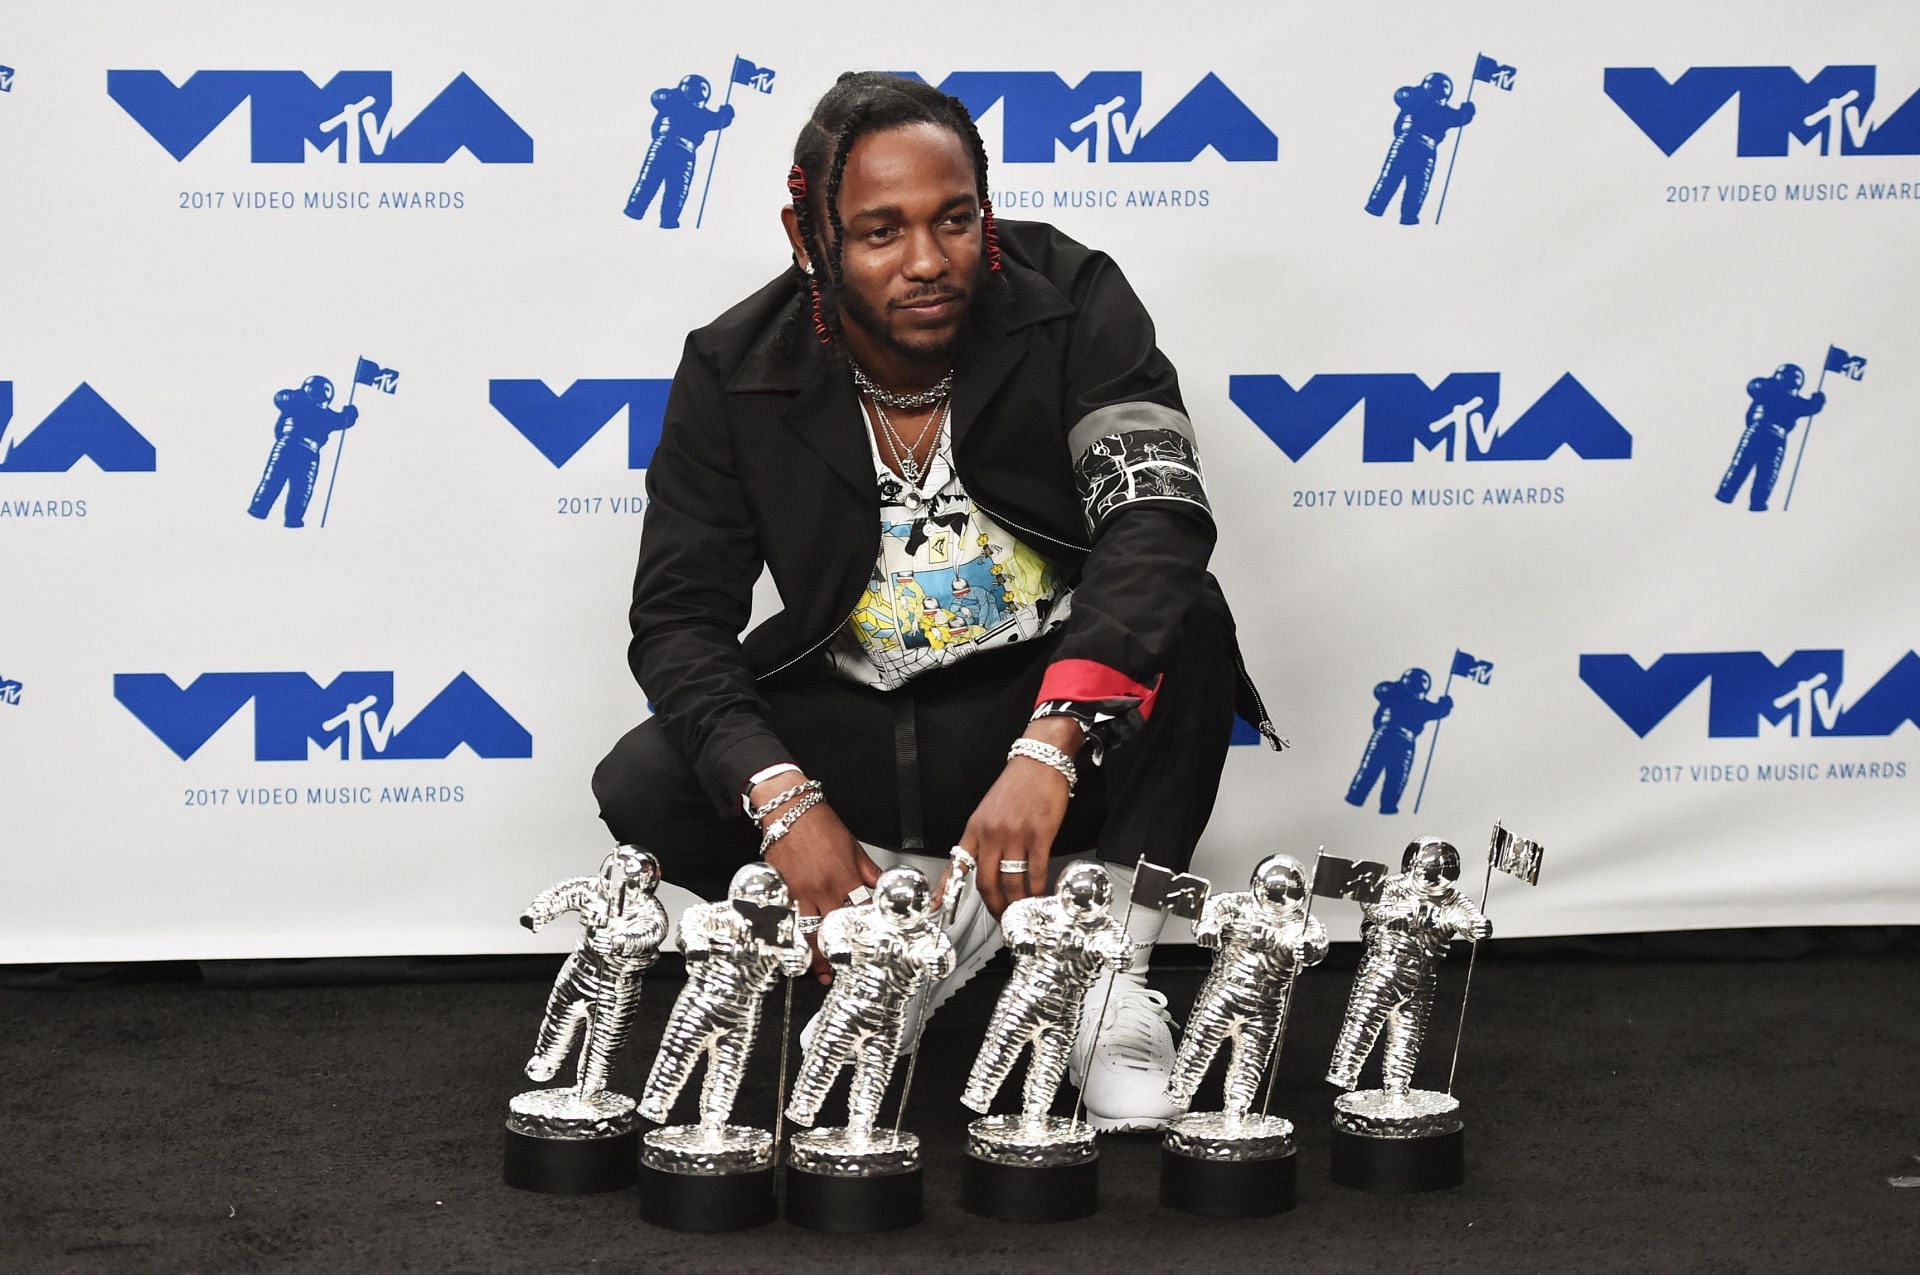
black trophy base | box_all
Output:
[637,1163,777,1231]
[784,1165,923,1233]
[1329,1121,1465,1194]
[960,1153,1099,1222]
[1159,1145,1297,1217]
[502,1125,638,1194]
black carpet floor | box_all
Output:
[2,943,1916,1273]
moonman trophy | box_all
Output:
[636,862,809,1231]
[1325,837,1490,1193]
[959,861,1132,1222]
[504,847,668,1194]
[783,866,957,1232]
[1161,854,1328,1217]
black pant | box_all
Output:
[594,593,1241,901]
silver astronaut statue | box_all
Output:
[961,861,1133,1165]
[638,862,809,1172]
[1164,854,1329,1156]
[785,866,956,1176]
[1326,837,1490,1133]
[509,846,669,1138]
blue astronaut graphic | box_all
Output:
[1715,364,1826,512]
[246,376,358,529]
[624,74,736,228]
[1365,73,1476,225]
[1346,668,1453,815]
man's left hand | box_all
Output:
[964,716,1082,917]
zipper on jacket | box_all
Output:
[1234,646,1287,752]
[970,497,1090,555]
[756,623,843,682]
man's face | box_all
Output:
[818,122,985,368]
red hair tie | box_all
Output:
[787,164,808,203]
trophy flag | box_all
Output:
[1312,855,1389,904]
[695,54,778,229]
[319,354,397,529]
[1435,51,1516,224]
[1489,823,1545,886]
[1414,647,1494,813]
[1784,343,1867,511]
[1132,859,1211,920]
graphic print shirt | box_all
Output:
[825,405,1071,691]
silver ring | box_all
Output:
[796,914,822,934]
[843,886,873,907]
[999,859,1029,874]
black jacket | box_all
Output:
[628,220,1273,813]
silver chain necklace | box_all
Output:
[851,361,954,411]
[870,396,948,494]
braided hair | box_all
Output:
[786,72,1003,346]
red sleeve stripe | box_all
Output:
[1035,660,1162,719]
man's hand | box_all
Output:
[754,772,879,984]
[964,717,1081,917]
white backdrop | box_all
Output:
[4,0,1917,961]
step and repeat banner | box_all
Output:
[4,1,1917,960]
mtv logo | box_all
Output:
[1579,649,1920,738]
[372,370,398,392]
[0,66,15,93]
[0,678,21,706]
[1604,65,1920,157]
[1229,371,1631,463]
[1132,860,1211,920]
[898,71,1276,163]
[0,383,156,473]
[490,379,670,468]
[107,70,533,164]
[114,670,533,761]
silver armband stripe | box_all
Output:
[1067,401,1194,462]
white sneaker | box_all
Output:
[798,866,1003,1057]
[1068,969,1185,1132]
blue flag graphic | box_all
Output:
[1825,346,1867,381]
[731,57,776,94]
[354,358,400,394]
[1473,55,1517,90]
[1451,650,1494,684]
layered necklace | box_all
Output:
[852,361,954,495]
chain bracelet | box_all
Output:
[745,779,821,824]
[759,790,826,856]
[1007,737,1078,796]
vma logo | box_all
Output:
[1230,372,1631,463]
[897,71,1276,163]
[490,380,669,468]
[1605,65,1920,156]
[115,671,533,761]
[0,383,155,472]
[1581,650,1920,738]
[108,71,533,163]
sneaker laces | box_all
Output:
[1081,972,1175,1072]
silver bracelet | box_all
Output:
[746,778,820,824]
[1007,737,1077,795]
[758,790,825,856]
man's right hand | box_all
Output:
[753,773,879,985]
